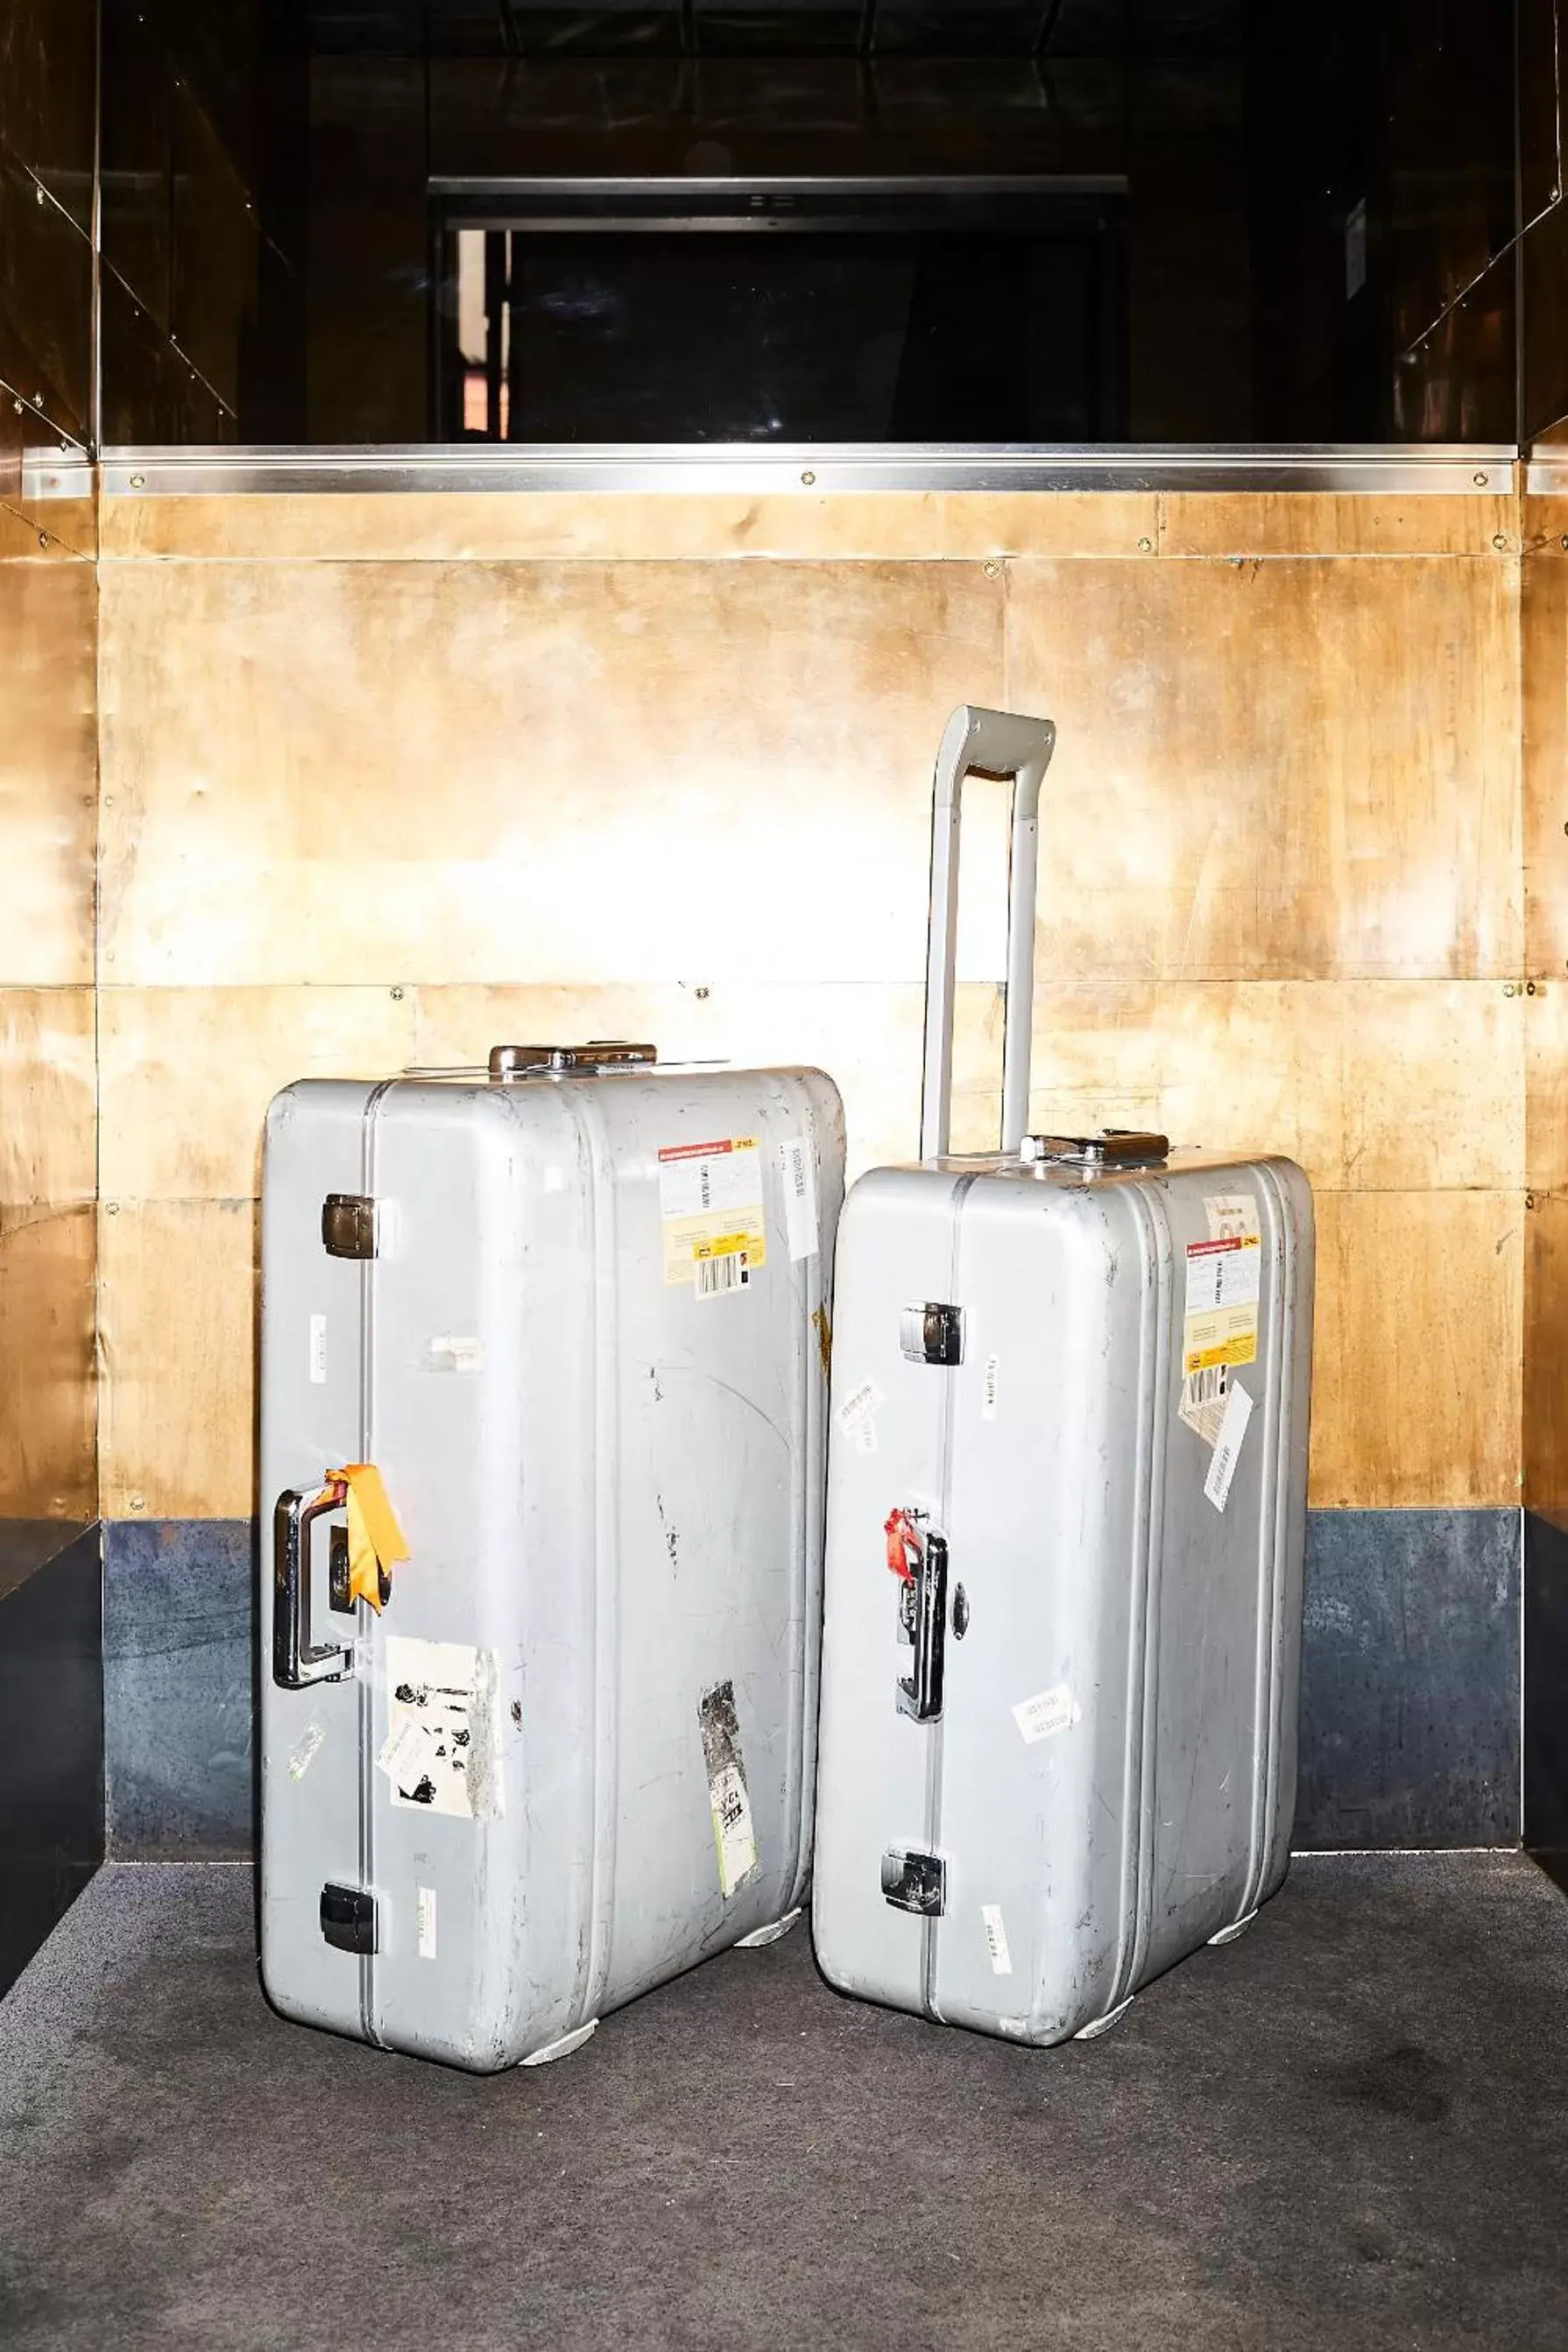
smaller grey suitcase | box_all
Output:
[811,706,1316,2045]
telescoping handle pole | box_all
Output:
[919,705,1057,1162]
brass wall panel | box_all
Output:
[1020,979,1522,1197]
[0,1206,95,1521]
[0,986,95,1221]
[98,1198,258,1520]
[0,147,94,445]
[98,558,1005,988]
[1523,545,1568,981]
[1006,554,1522,982]
[0,557,95,985]
[1160,495,1516,559]
[0,0,96,230]
[99,985,418,1203]
[0,502,95,561]
[1526,1193,1568,1517]
[1310,1190,1523,1510]
[98,492,1161,566]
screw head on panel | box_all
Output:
[1473,470,1489,485]
[801,470,816,486]
[1138,536,1154,552]
[390,985,405,1000]
[1503,982,1519,997]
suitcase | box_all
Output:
[259,1042,844,2071]
[811,707,1315,2045]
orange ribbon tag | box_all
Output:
[885,1508,922,1584]
[325,1463,410,1614]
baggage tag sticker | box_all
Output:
[778,1134,820,1263]
[697,1679,759,1899]
[1180,1210,1261,1444]
[416,1884,438,1960]
[982,1903,1014,1976]
[1204,1379,1254,1513]
[378,1636,505,1821]
[835,1376,885,1455]
[658,1135,766,1298]
[1013,1683,1082,1744]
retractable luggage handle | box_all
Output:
[273,1480,350,1689]
[920,705,1057,1162]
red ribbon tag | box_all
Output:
[884,1508,921,1583]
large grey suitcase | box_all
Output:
[259,1044,844,2071]
[811,709,1315,2044]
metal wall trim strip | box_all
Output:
[96,444,1520,498]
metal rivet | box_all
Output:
[1493,533,1508,551]
[34,183,43,205]
[37,531,47,548]
[11,399,20,414]
[1503,982,1519,997]
[1527,1192,1538,1211]
[1138,535,1154,552]
[1473,470,1489,486]
[694,985,710,1000]
[984,561,999,577]
[800,470,816,486]
[129,1494,145,1511]
[390,985,405,1000]
[1528,979,1540,995]
[129,471,145,488]
[104,1201,120,1215]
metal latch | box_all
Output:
[1020,1129,1169,1171]
[489,1041,657,1081]
[321,1193,377,1258]
[320,1883,378,1954]
[881,1849,947,1916]
[900,1302,964,1365]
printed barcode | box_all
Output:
[696,1251,747,1299]
[1183,1364,1228,1409]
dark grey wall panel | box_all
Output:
[1296,1509,1521,1851]
[104,1521,255,1860]
[104,1508,1525,1861]
[1525,1510,1568,1858]
[0,1528,103,1995]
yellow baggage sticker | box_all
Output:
[657,1134,767,1297]
[1182,1234,1261,1377]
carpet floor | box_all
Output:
[2,1854,1566,2350]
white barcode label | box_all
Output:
[695,1248,749,1300]
[308,1313,327,1385]
[982,1354,1000,1423]
[1013,1683,1082,1744]
[1204,1379,1254,1513]
[1183,1364,1227,1410]
[779,1135,820,1262]
[836,1376,884,1454]
[417,1884,438,1960]
[982,1903,1013,1975]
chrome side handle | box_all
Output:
[896,1526,948,1725]
[273,1480,351,1690]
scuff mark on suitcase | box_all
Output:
[656,1493,679,1572]
[287,1720,325,1781]
[811,1305,831,1382]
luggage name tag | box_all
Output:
[325,1461,410,1614]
